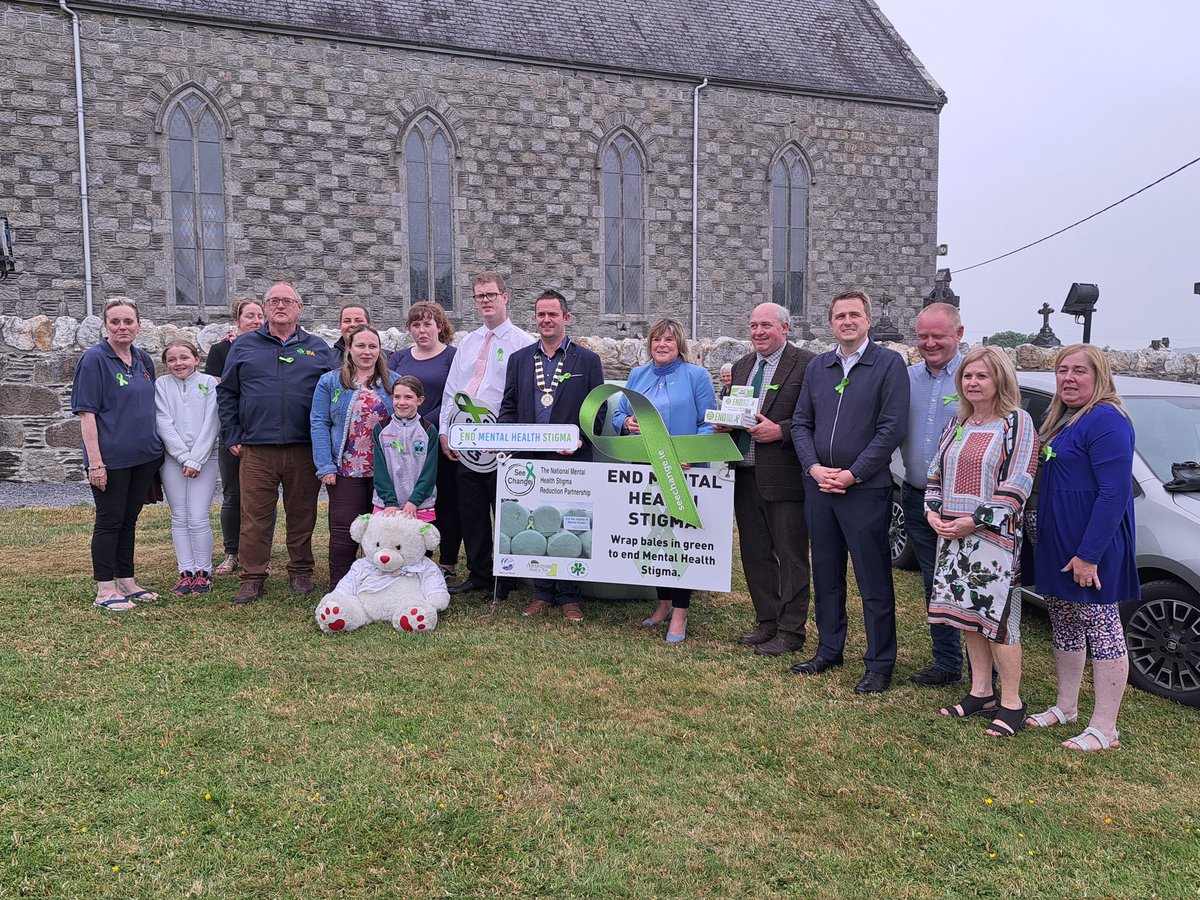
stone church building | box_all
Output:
[1,0,945,337]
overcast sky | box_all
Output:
[874,0,1200,349]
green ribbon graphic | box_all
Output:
[943,393,959,405]
[1042,444,1056,462]
[115,373,129,387]
[835,376,849,395]
[454,392,493,423]
[525,462,535,478]
[578,384,742,528]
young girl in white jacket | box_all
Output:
[156,339,221,595]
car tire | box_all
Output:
[889,491,917,571]
[1121,580,1200,708]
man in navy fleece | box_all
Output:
[790,290,909,693]
[217,282,334,604]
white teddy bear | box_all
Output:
[314,511,450,634]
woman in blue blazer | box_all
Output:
[613,317,717,643]
[311,325,396,586]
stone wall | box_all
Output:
[1,1,939,339]
[3,314,1198,483]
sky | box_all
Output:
[873,0,1200,350]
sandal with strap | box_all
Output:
[940,693,997,718]
[1026,705,1078,728]
[986,702,1028,737]
[1062,726,1121,752]
[94,596,136,612]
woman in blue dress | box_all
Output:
[613,317,717,643]
[1030,344,1138,752]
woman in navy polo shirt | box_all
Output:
[71,298,165,611]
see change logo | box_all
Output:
[504,462,537,496]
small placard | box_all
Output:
[722,395,760,411]
[563,515,591,531]
[705,408,753,428]
[449,423,580,451]
[728,385,755,399]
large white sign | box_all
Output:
[493,459,735,591]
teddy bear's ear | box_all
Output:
[350,513,373,543]
[418,521,441,552]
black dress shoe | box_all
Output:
[909,665,963,687]
[790,655,843,676]
[738,624,777,646]
[448,577,489,596]
[854,672,891,694]
[754,634,805,657]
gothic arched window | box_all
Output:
[405,115,454,308]
[602,133,644,316]
[167,93,227,308]
[771,147,810,315]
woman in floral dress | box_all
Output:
[925,346,1039,737]
[310,325,396,587]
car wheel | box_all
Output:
[1121,580,1200,707]
[889,492,917,570]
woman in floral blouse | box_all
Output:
[925,346,1039,738]
[311,325,396,587]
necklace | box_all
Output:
[968,413,998,426]
[534,342,568,407]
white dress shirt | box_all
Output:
[439,318,536,433]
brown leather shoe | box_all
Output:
[522,599,553,617]
[560,602,584,623]
[289,575,315,596]
[738,624,777,646]
[754,633,806,657]
[233,580,264,605]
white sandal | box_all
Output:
[1026,705,1078,728]
[1062,726,1121,752]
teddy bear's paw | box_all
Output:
[395,605,438,633]
[317,603,348,632]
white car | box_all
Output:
[890,372,1200,708]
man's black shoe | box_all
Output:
[909,665,963,687]
[854,672,891,694]
[790,655,843,676]
[448,577,490,596]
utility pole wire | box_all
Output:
[952,155,1200,275]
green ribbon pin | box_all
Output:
[1042,445,1056,462]
[332,388,342,405]
[943,393,959,405]
[419,524,431,535]
[496,347,504,362]
[835,377,849,395]
[955,424,964,442]
[198,382,210,395]
[279,356,294,364]
[115,373,129,387]
[391,440,405,453]
[554,372,574,383]
[578,384,742,528]
[765,384,780,392]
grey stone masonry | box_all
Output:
[2,1,941,340]
[1,315,1197,483]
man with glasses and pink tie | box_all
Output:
[440,272,536,596]
[217,282,335,604]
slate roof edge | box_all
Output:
[34,0,946,111]
[859,0,948,110]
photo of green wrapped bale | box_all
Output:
[499,500,593,560]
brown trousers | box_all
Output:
[237,443,320,583]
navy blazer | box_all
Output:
[498,338,606,461]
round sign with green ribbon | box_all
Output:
[449,392,499,473]
[578,384,742,528]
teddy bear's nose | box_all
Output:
[378,554,391,564]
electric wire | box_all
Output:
[952,154,1200,275]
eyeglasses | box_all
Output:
[473,291,503,302]
[265,297,300,307]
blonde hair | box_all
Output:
[1040,343,1130,442]
[955,346,1020,422]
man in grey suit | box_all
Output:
[718,302,816,657]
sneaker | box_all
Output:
[522,599,553,617]
[215,554,238,576]
[560,602,585,623]
[190,571,212,594]
[172,572,195,596]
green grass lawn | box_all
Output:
[2,503,1197,899]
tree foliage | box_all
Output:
[988,330,1036,348]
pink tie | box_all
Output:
[466,330,494,398]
